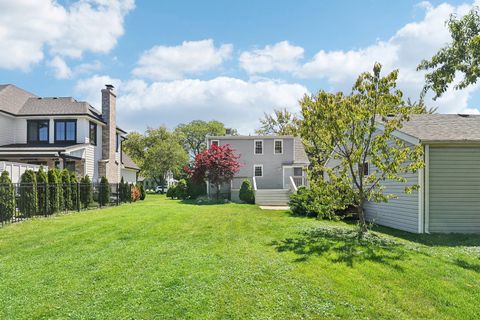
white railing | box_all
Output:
[292,176,306,187]
[289,176,297,192]
[252,176,257,191]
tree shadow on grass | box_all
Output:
[455,258,480,273]
[271,227,407,270]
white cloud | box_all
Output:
[132,39,233,81]
[75,75,308,133]
[0,0,134,71]
[239,41,304,74]
[48,56,73,79]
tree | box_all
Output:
[255,108,298,135]
[48,169,61,213]
[19,170,38,216]
[188,144,240,200]
[80,175,93,209]
[70,173,79,210]
[298,63,424,233]
[99,176,110,206]
[124,126,189,186]
[175,120,227,157]
[0,171,15,222]
[36,166,49,214]
[418,8,480,98]
[61,170,72,210]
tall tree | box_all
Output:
[175,120,227,157]
[124,126,189,186]
[299,63,425,233]
[418,8,480,98]
[255,108,298,136]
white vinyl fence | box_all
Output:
[0,161,47,183]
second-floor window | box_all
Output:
[211,140,219,147]
[274,140,283,154]
[55,120,76,143]
[89,122,97,145]
[27,120,49,143]
[254,140,263,155]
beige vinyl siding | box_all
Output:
[429,147,480,233]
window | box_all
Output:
[65,161,76,172]
[254,140,263,155]
[211,140,219,147]
[54,120,76,143]
[293,167,303,176]
[359,163,369,176]
[274,139,283,154]
[254,165,263,177]
[27,120,49,143]
[89,122,97,145]
[116,133,119,152]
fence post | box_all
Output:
[116,183,119,206]
[77,182,80,212]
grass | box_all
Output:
[0,195,479,319]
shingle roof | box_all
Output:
[122,152,140,170]
[395,114,480,143]
[294,137,310,164]
[0,84,36,115]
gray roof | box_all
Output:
[122,152,140,170]
[294,137,310,164]
[0,84,36,115]
[395,114,480,143]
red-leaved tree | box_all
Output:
[187,144,240,200]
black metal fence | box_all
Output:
[0,183,131,227]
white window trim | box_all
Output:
[274,139,283,155]
[254,164,263,177]
[254,140,264,155]
[211,139,219,146]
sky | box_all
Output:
[1,0,479,134]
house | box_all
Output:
[0,84,139,183]
[325,114,480,234]
[206,135,309,205]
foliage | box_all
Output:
[119,177,130,202]
[36,166,49,214]
[239,179,254,204]
[288,185,346,219]
[70,173,79,210]
[131,184,141,202]
[418,8,480,99]
[99,176,110,206]
[186,179,206,199]
[19,170,38,216]
[166,185,176,199]
[298,63,425,232]
[188,144,240,200]
[123,126,189,186]
[175,120,227,156]
[61,170,73,210]
[48,169,62,213]
[175,179,189,200]
[255,108,298,135]
[80,175,93,208]
[0,171,15,222]
[139,184,146,200]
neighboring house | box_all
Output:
[206,135,309,205]
[325,114,480,234]
[0,84,139,183]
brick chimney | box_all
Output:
[99,84,119,182]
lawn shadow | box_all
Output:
[271,226,406,270]
[179,199,234,206]
[455,258,480,273]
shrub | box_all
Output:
[187,180,206,199]
[48,169,62,213]
[175,179,189,200]
[289,186,340,219]
[239,179,255,204]
[166,185,176,199]
[0,171,15,222]
[19,169,38,216]
[70,173,79,210]
[36,166,49,214]
[131,184,141,202]
[61,170,73,210]
[99,176,110,206]
[119,177,130,202]
[80,175,93,208]
[139,184,146,200]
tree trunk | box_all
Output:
[357,200,368,235]
[216,184,220,201]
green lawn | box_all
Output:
[0,195,479,319]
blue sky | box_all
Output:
[0,0,478,133]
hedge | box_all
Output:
[0,171,15,222]
[19,169,38,216]
[70,172,79,210]
[36,166,49,214]
[99,176,110,206]
[239,179,255,204]
[61,170,73,210]
[80,175,93,208]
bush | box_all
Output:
[61,170,73,210]
[166,185,176,199]
[48,169,62,213]
[175,179,189,199]
[80,175,93,208]
[19,169,38,216]
[131,184,141,202]
[119,177,130,202]
[289,186,341,219]
[70,173,79,210]
[0,171,15,222]
[99,176,110,206]
[139,184,146,200]
[239,179,255,204]
[187,180,206,199]
[36,166,49,214]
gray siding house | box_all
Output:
[326,114,480,234]
[206,135,309,205]
[0,84,139,183]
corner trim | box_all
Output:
[424,144,430,233]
